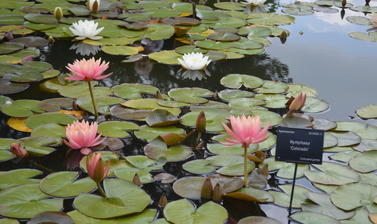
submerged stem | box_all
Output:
[87,81,98,118]
[97,182,106,197]
[243,146,248,187]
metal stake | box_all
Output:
[288,163,298,218]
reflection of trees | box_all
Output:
[45,40,290,94]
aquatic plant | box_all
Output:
[222,115,269,186]
[88,0,100,13]
[86,152,109,196]
[64,120,104,155]
[66,57,112,117]
[178,52,211,70]
[69,20,104,40]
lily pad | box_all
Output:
[76,96,123,115]
[73,178,151,219]
[98,121,139,138]
[220,74,264,89]
[271,184,311,208]
[330,183,377,212]
[247,13,295,26]
[112,83,159,100]
[25,112,76,129]
[346,16,371,26]
[0,80,30,95]
[263,157,308,179]
[353,139,377,152]
[1,99,44,117]
[335,121,377,139]
[218,89,254,102]
[0,184,63,219]
[144,139,193,162]
[148,50,180,64]
[225,187,273,203]
[349,32,377,42]
[122,98,181,116]
[168,88,213,104]
[238,216,280,224]
[349,150,377,173]
[40,171,97,198]
[164,199,228,224]
[182,159,217,175]
[356,104,377,119]
[302,97,329,113]
[304,162,359,186]
[291,212,340,224]
[329,131,361,147]
[180,109,230,132]
[146,110,180,127]
[0,169,42,190]
[135,125,185,141]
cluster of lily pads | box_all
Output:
[280,0,377,42]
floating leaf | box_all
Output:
[135,125,185,141]
[349,151,377,173]
[163,199,228,224]
[238,216,280,224]
[335,121,377,139]
[349,32,377,42]
[220,74,264,89]
[305,162,359,186]
[73,178,151,219]
[356,104,377,119]
[182,160,217,175]
[263,157,308,179]
[329,131,361,147]
[0,184,63,219]
[1,99,43,117]
[146,110,180,127]
[112,83,159,100]
[168,88,213,104]
[291,212,340,224]
[40,171,96,198]
[25,112,76,129]
[0,169,42,190]
[98,121,139,138]
[102,46,144,56]
[271,184,311,208]
[122,98,181,116]
[302,97,329,113]
[148,50,180,64]
[247,13,295,26]
[144,139,193,162]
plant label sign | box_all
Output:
[275,127,324,164]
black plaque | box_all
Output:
[275,127,324,164]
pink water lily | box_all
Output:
[222,115,269,187]
[66,57,112,81]
[10,142,28,159]
[222,115,269,149]
[86,152,110,183]
[288,92,307,112]
[64,120,104,155]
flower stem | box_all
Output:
[243,146,248,187]
[96,182,106,197]
[87,81,98,118]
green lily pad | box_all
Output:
[112,83,159,100]
[24,13,58,24]
[335,121,377,139]
[302,192,355,220]
[98,121,139,138]
[146,110,180,127]
[353,139,377,152]
[356,104,377,119]
[302,97,329,113]
[134,125,185,141]
[1,99,44,117]
[349,150,377,173]
[218,89,254,102]
[122,98,181,116]
[329,149,360,163]
[68,209,157,224]
[73,178,151,219]
[271,184,312,208]
[287,84,318,97]
[58,85,111,99]
[346,16,371,26]
[38,98,74,112]
[312,117,337,131]
[0,184,63,219]
[214,2,245,10]
[25,112,76,129]
[19,136,58,156]
[206,155,254,176]
[220,74,264,89]
[329,131,361,147]
[208,32,240,42]
[305,162,359,186]
[255,94,287,109]
[291,212,340,224]
[168,88,213,104]
[76,96,124,115]
[0,42,23,55]
[0,80,30,95]
[228,97,265,110]
[180,109,230,132]
[263,157,308,179]
[31,123,66,143]
[254,81,288,94]
[148,50,180,64]
[0,169,42,190]
[102,46,143,56]
[349,32,377,42]
[238,27,272,37]
[40,171,97,198]
[172,175,243,200]
[341,208,372,224]
[164,199,228,224]
[182,159,217,175]
[227,187,273,203]
[247,13,295,26]
[330,183,377,212]
[0,218,19,224]
[324,133,338,148]
[144,139,193,162]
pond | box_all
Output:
[1,0,377,224]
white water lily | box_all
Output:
[70,43,100,56]
[245,0,266,5]
[88,0,100,12]
[69,20,104,40]
[178,52,211,70]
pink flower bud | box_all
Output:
[86,152,110,183]
[10,143,28,159]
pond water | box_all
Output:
[1,0,377,223]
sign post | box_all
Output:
[275,127,324,221]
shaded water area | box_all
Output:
[1,0,377,223]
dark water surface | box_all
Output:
[1,0,377,223]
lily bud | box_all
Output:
[86,152,110,183]
[89,0,100,13]
[132,173,142,186]
[10,143,28,159]
[54,7,63,22]
[280,31,288,44]
[341,0,347,7]
[200,177,213,199]
[212,183,223,201]
[288,92,307,112]
[196,111,206,133]
[158,194,168,207]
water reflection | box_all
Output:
[70,42,101,56]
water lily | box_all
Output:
[66,58,112,117]
[64,120,104,155]
[10,142,28,159]
[288,92,307,112]
[54,7,63,22]
[222,115,269,186]
[86,152,109,197]
[245,0,266,5]
[178,52,211,70]
[88,0,100,13]
[69,20,104,40]
[70,43,101,56]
